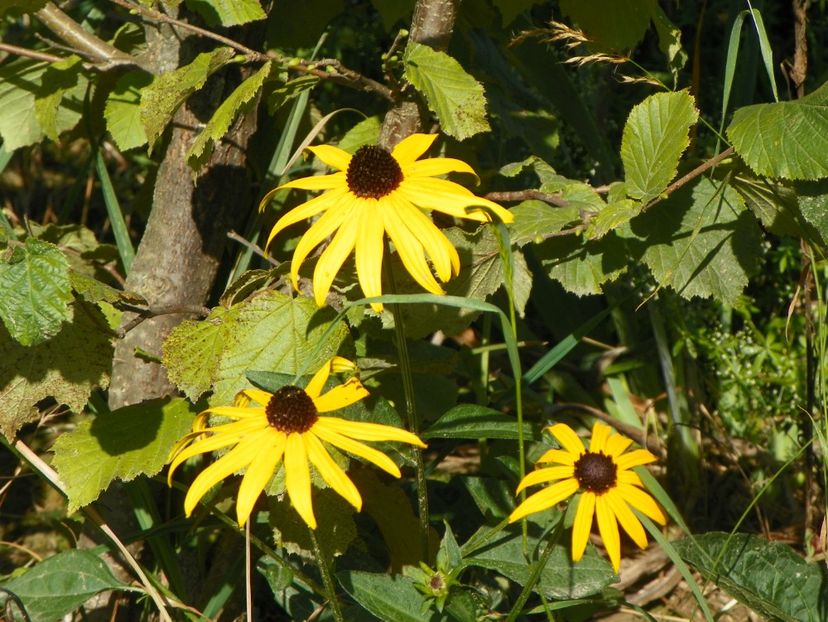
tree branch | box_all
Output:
[485,190,569,207]
[0,42,62,63]
[642,146,735,213]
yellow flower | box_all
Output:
[261,133,513,311]
[168,357,426,529]
[509,422,667,572]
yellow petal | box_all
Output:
[548,423,586,457]
[289,200,351,290]
[330,356,357,373]
[618,483,667,525]
[354,201,386,311]
[616,449,658,471]
[307,144,352,171]
[198,405,265,420]
[263,188,345,251]
[402,157,479,182]
[278,171,346,191]
[305,359,333,400]
[507,478,579,523]
[595,495,621,573]
[589,422,612,453]
[183,435,261,516]
[304,432,362,510]
[311,425,401,476]
[398,177,513,223]
[571,492,596,561]
[313,378,369,413]
[536,448,577,465]
[391,133,438,164]
[394,198,460,281]
[237,388,274,407]
[383,194,444,295]
[236,434,286,526]
[314,416,425,447]
[515,466,574,494]
[312,210,360,306]
[284,433,316,529]
[605,489,648,549]
[604,433,633,458]
[618,469,644,488]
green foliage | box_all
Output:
[674,533,828,622]
[621,90,698,203]
[509,200,581,246]
[728,82,828,180]
[338,570,440,622]
[185,0,266,26]
[104,71,153,151]
[422,404,534,440]
[52,398,196,512]
[535,233,628,296]
[403,42,490,141]
[0,549,135,622]
[33,56,86,142]
[560,0,656,51]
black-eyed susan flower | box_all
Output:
[261,133,513,310]
[168,357,426,529]
[509,422,667,572]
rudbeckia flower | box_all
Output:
[261,133,513,310]
[168,357,426,529]
[509,422,667,572]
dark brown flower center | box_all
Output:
[573,451,617,493]
[346,145,403,199]
[265,386,318,433]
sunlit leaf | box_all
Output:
[104,71,153,151]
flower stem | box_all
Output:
[309,528,345,622]
[504,518,564,622]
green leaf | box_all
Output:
[0,238,72,346]
[423,404,533,440]
[266,74,319,115]
[797,180,828,248]
[69,271,146,308]
[0,0,47,16]
[508,201,581,246]
[731,174,801,237]
[534,233,628,296]
[465,526,615,600]
[337,115,382,153]
[338,571,440,622]
[621,90,698,203]
[163,291,349,404]
[403,42,489,140]
[141,48,236,150]
[0,549,133,622]
[559,0,656,51]
[673,532,828,622]
[586,199,641,240]
[185,0,266,26]
[33,56,86,141]
[104,70,153,151]
[188,61,272,173]
[52,398,195,513]
[728,82,828,180]
[631,178,761,305]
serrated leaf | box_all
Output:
[33,56,86,141]
[141,48,235,150]
[674,532,828,622]
[631,178,761,304]
[0,302,111,440]
[465,526,615,599]
[797,180,828,248]
[185,0,266,26]
[587,199,641,239]
[69,271,146,308]
[728,82,828,180]
[0,549,133,622]
[731,174,801,237]
[423,404,533,440]
[621,90,698,203]
[560,0,656,51]
[0,238,72,346]
[104,70,152,151]
[509,201,581,246]
[337,115,381,153]
[163,291,349,404]
[534,233,628,296]
[266,74,318,115]
[338,571,440,622]
[403,42,489,140]
[52,398,195,512]
[188,61,271,173]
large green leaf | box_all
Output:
[0,238,72,346]
[0,0,47,15]
[534,233,628,296]
[508,201,581,246]
[630,178,761,305]
[338,571,440,622]
[185,0,266,26]
[560,0,656,51]
[674,532,828,622]
[0,549,134,622]
[163,291,349,404]
[403,42,489,140]
[104,70,153,151]
[141,48,236,150]
[621,90,698,203]
[0,302,111,440]
[33,56,86,141]
[728,82,828,180]
[52,398,195,512]
[188,62,272,173]
[423,404,533,440]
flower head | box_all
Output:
[168,357,426,529]
[261,133,513,310]
[509,422,667,572]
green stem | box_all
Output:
[505,519,564,622]
[309,527,345,622]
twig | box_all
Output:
[116,304,211,338]
[227,230,280,266]
[642,146,736,213]
[0,42,62,63]
[791,0,810,98]
[484,189,569,207]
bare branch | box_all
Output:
[642,146,735,213]
[115,303,211,338]
[485,189,569,207]
[0,42,62,63]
